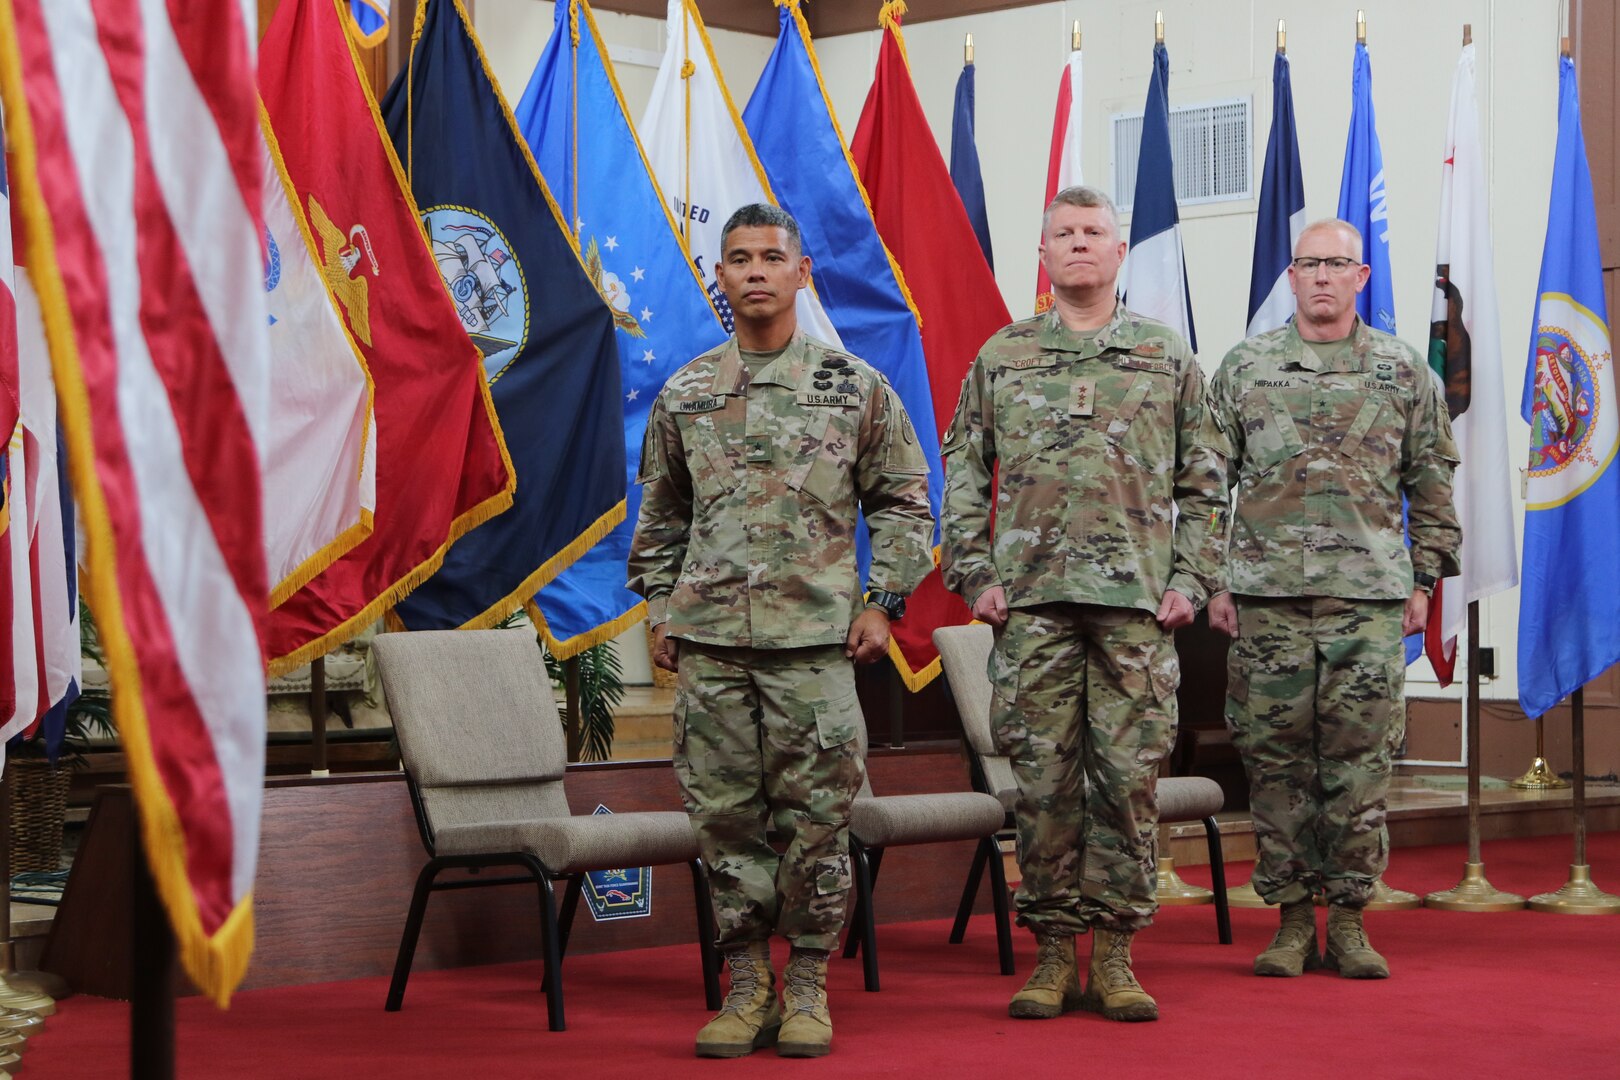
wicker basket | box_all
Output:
[8,757,71,873]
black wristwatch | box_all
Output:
[1413,572,1437,595]
[866,590,907,620]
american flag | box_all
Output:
[0,0,270,1004]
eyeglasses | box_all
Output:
[1291,257,1361,274]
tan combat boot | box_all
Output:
[1254,899,1321,977]
[1324,905,1389,979]
[1079,928,1159,1022]
[1008,932,1084,1019]
[695,942,780,1058]
[776,948,833,1058]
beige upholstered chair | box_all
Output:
[373,629,720,1031]
[933,624,1232,947]
[842,716,1012,991]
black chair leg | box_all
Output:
[385,861,441,1011]
[1203,816,1232,945]
[848,844,881,992]
[536,872,567,1031]
[689,860,721,1010]
[983,836,1015,974]
[557,875,583,963]
[949,838,990,945]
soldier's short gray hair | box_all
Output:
[1295,218,1365,262]
[721,203,804,256]
[1042,186,1121,239]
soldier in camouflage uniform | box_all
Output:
[1207,219,1461,980]
[941,186,1230,1023]
[627,204,932,1059]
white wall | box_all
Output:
[474,0,1566,709]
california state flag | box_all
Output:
[1033,48,1082,314]
[1424,40,1518,683]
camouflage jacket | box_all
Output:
[940,306,1231,613]
[627,333,934,649]
[1209,318,1462,600]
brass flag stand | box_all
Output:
[1425,603,1525,911]
[1527,687,1620,914]
[1509,716,1568,789]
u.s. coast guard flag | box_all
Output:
[384,0,624,635]
[1248,49,1305,336]
[949,55,993,271]
[1517,52,1620,720]
[1336,41,1395,335]
[515,0,727,657]
[1423,40,1517,686]
[1120,41,1195,351]
[639,0,840,348]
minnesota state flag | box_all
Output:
[384,0,624,633]
[514,0,727,657]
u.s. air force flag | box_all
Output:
[383,0,623,634]
[516,0,727,656]
[640,0,840,349]
[1337,41,1395,335]
[1517,52,1620,720]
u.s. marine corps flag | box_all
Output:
[1517,51,1620,721]
[384,0,624,634]
[514,0,727,657]
[261,0,514,672]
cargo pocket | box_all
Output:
[672,693,689,757]
[814,853,852,896]
[813,690,860,750]
[1149,636,1181,703]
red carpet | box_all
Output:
[24,832,1620,1078]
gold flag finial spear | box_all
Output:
[965,32,973,64]
[1463,23,1471,46]
[1072,20,1081,51]
[1155,10,1164,44]
[1277,19,1286,55]
[1357,9,1366,45]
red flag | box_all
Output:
[851,2,1011,689]
[0,0,269,1002]
[260,0,514,674]
[1034,51,1084,313]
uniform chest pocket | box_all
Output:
[677,403,740,503]
[1239,387,1306,476]
[1104,373,1155,442]
[788,409,851,508]
[992,364,1068,471]
[1335,394,1391,462]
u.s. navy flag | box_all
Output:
[262,0,514,672]
[385,0,623,634]
[0,0,269,1003]
[1120,40,1195,351]
[640,0,841,349]
[1517,52,1620,720]
[515,0,727,657]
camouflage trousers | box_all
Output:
[1224,596,1405,909]
[673,641,866,953]
[989,604,1179,935]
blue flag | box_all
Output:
[381,0,624,635]
[346,0,388,45]
[1247,51,1305,336]
[743,3,942,537]
[1120,42,1195,351]
[1336,42,1395,335]
[950,61,993,272]
[515,0,728,656]
[1517,54,1620,719]
[38,423,79,762]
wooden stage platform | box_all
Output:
[30,751,1620,1000]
